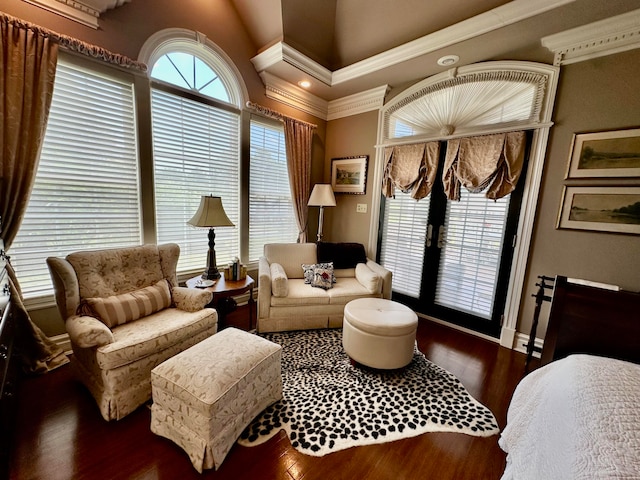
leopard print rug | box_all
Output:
[238,328,499,457]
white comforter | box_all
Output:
[499,354,640,480]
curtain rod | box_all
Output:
[1,11,147,72]
[246,101,317,129]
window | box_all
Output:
[10,60,141,298]
[248,118,298,261]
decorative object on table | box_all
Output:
[331,155,368,194]
[307,184,336,242]
[556,186,640,235]
[565,127,640,179]
[238,329,499,457]
[225,256,246,281]
[187,195,235,279]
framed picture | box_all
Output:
[566,128,640,178]
[557,186,640,235]
[331,155,368,194]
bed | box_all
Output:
[499,275,640,479]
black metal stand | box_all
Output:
[524,275,554,372]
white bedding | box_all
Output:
[499,354,640,480]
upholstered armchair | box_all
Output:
[47,243,218,421]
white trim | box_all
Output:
[51,333,72,356]
[138,28,249,108]
[251,43,333,86]
[513,331,543,357]
[259,72,328,120]
[22,0,130,29]
[418,314,500,345]
[542,8,640,65]
[327,85,389,121]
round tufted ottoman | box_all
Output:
[342,298,418,369]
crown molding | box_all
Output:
[327,85,389,121]
[22,0,130,29]
[259,72,328,120]
[542,8,640,65]
[252,43,333,86]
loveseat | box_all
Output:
[257,242,392,333]
[47,243,218,421]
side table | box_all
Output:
[186,274,255,331]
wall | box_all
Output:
[518,48,640,339]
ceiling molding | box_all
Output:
[259,72,329,120]
[327,85,390,121]
[22,0,131,29]
[252,43,333,86]
[541,8,640,65]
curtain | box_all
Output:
[1,15,69,373]
[283,118,315,243]
[443,131,526,201]
[382,142,440,199]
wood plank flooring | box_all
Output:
[9,305,537,480]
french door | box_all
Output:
[378,142,527,337]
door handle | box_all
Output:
[437,225,446,249]
[426,224,433,247]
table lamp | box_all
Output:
[187,195,234,279]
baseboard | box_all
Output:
[51,333,72,356]
[513,331,543,358]
[417,314,500,344]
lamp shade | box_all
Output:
[308,184,336,207]
[187,195,235,228]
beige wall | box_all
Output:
[518,49,640,339]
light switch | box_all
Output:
[356,203,367,213]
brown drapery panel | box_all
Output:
[443,131,526,201]
[283,118,315,243]
[1,14,69,373]
[382,142,440,199]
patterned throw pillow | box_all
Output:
[302,262,336,284]
[311,264,334,290]
[79,279,172,328]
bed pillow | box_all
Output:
[302,262,336,284]
[79,279,172,328]
[270,262,289,297]
[311,264,334,290]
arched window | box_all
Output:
[140,29,247,273]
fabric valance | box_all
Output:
[382,142,440,199]
[0,11,147,72]
[443,131,526,200]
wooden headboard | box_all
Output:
[540,275,640,366]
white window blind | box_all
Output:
[10,61,141,298]
[151,88,240,273]
[379,192,430,298]
[248,118,297,261]
[435,190,509,318]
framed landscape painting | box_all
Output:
[557,186,640,235]
[566,128,640,178]
[331,156,368,194]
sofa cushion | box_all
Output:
[96,307,217,370]
[326,278,381,305]
[317,242,367,269]
[271,279,330,306]
[82,279,172,328]
[270,263,289,297]
[355,263,383,294]
[302,262,336,284]
[311,264,334,290]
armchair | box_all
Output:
[47,243,217,421]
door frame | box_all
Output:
[367,60,560,349]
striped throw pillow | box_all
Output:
[82,279,172,328]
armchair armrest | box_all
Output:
[258,256,272,319]
[66,315,114,348]
[172,286,213,312]
[366,259,393,299]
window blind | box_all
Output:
[151,88,240,273]
[248,118,298,261]
[10,61,141,298]
[435,190,509,318]
[379,192,430,298]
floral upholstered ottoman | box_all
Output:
[150,327,282,472]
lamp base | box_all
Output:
[201,268,221,280]
[202,227,221,280]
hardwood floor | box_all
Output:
[9,305,537,480]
